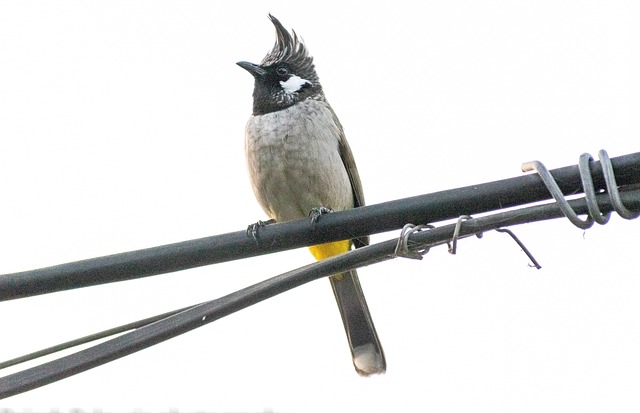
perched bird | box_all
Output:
[237,14,386,375]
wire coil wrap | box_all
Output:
[522,149,639,229]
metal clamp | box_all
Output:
[394,224,434,260]
[448,215,474,255]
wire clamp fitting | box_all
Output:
[448,215,478,254]
[394,224,434,260]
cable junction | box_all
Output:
[0,149,638,399]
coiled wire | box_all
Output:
[522,149,639,230]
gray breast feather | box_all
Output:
[245,99,354,223]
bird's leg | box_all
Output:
[246,219,276,240]
[308,206,334,224]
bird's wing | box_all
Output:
[330,106,369,248]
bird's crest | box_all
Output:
[261,14,315,75]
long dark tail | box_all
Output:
[329,269,386,375]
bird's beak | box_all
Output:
[236,61,266,78]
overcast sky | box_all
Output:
[1,1,639,412]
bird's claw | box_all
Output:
[246,219,276,240]
[309,206,334,224]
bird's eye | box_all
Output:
[276,66,289,76]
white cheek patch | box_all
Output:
[279,75,311,94]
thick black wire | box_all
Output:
[2,152,639,302]
[1,189,638,399]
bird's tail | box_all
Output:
[329,269,386,375]
[309,240,385,375]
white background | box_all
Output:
[1,1,639,411]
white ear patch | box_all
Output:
[279,75,311,94]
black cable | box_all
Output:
[2,152,639,302]
[1,189,638,399]
[0,305,197,370]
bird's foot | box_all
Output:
[308,206,334,224]
[246,219,276,240]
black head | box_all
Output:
[237,14,323,115]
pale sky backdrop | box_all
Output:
[1,1,639,412]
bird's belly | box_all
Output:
[245,106,353,223]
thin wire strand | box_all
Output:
[495,228,542,269]
[0,305,197,370]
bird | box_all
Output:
[237,14,386,376]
